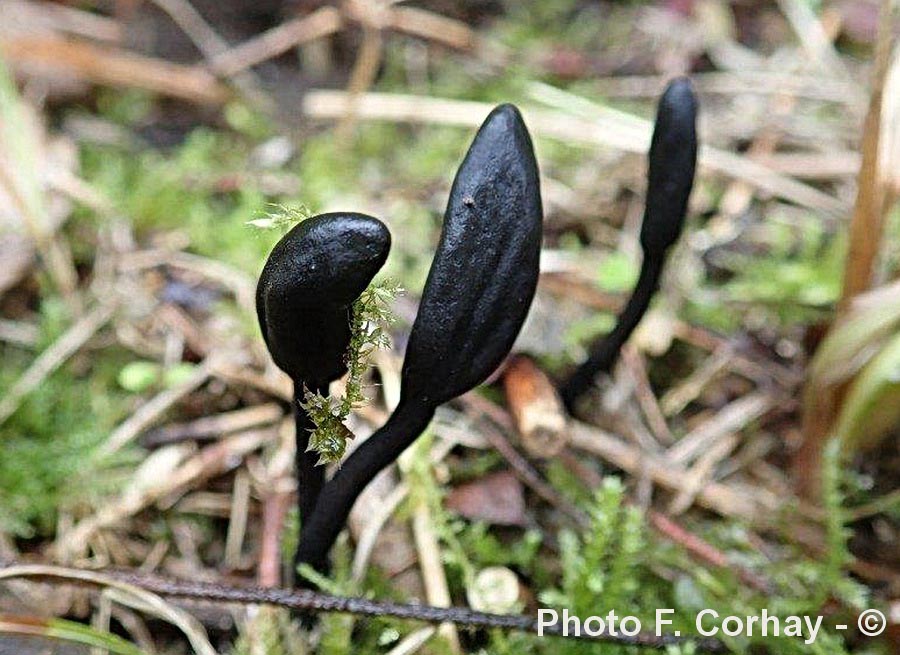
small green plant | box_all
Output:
[541,478,647,621]
[246,203,313,232]
[302,278,401,464]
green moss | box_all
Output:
[0,320,136,536]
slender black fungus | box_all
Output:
[256,212,390,537]
[560,77,698,412]
[295,104,543,573]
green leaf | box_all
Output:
[809,288,900,388]
[834,331,900,452]
[0,615,148,655]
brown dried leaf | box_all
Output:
[445,471,527,527]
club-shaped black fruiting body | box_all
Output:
[560,77,698,412]
[294,104,543,573]
[256,212,390,534]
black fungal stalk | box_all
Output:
[560,77,698,412]
[295,104,543,573]
[256,213,390,535]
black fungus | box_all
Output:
[560,77,698,411]
[294,105,543,573]
[256,212,390,533]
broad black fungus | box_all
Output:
[294,104,543,573]
[256,212,390,543]
[560,77,698,412]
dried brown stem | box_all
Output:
[502,354,569,457]
[0,36,230,104]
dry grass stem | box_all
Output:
[0,564,217,655]
[303,89,849,214]
[59,428,275,561]
[0,35,230,104]
[141,403,283,448]
[569,421,779,523]
[211,6,342,76]
[410,497,461,654]
[224,470,251,570]
[665,392,773,465]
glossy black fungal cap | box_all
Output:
[640,77,698,258]
[256,212,391,383]
[400,103,543,406]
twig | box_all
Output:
[0,35,230,104]
[410,495,461,653]
[257,490,291,587]
[224,470,251,570]
[569,420,779,523]
[2,0,123,44]
[210,6,342,76]
[0,319,39,347]
[119,249,256,315]
[646,512,772,594]
[0,89,81,314]
[0,564,726,651]
[526,82,848,216]
[846,488,900,522]
[668,435,740,515]
[502,354,569,457]
[558,451,773,594]
[776,0,859,95]
[350,483,408,584]
[385,627,436,655]
[141,403,283,448]
[561,445,775,593]
[0,303,114,426]
[591,71,862,105]
[59,429,274,560]
[460,394,588,526]
[660,347,732,416]
[664,392,773,466]
[620,345,675,446]
[148,0,272,111]
[386,6,476,51]
[337,2,386,140]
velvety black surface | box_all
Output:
[294,104,543,574]
[561,77,698,411]
[401,103,543,406]
[640,77,699,258]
